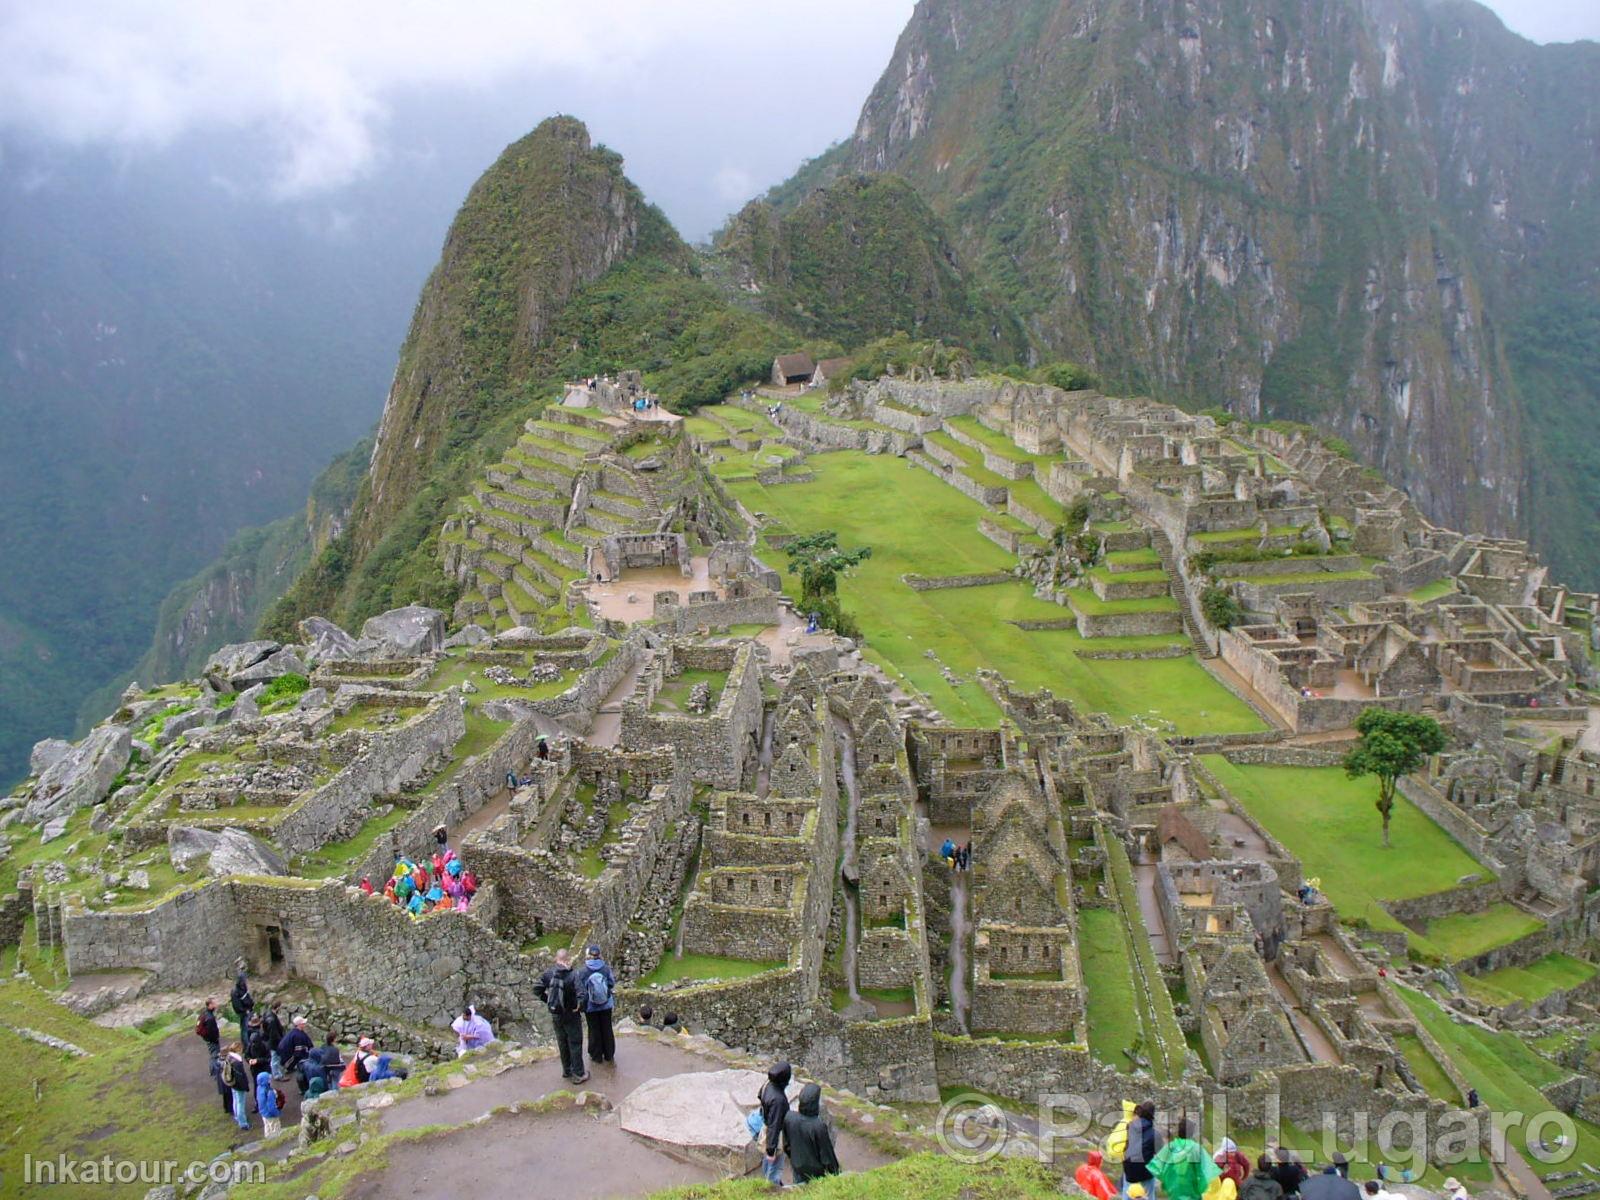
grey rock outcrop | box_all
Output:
[22,725,132,825]
[168,826,288,877]
[203,641,279,690]
[444,623,491,648]
[357,605,445,658]
[299,616,359,663]
[230,647,309,689]
[155,708,208,749]
[297,687,330,710]
[29,739,73,777]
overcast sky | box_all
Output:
[0,0,1593,241]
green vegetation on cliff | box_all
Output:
[716,174,1025,362]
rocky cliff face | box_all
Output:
[798,0,1599,573]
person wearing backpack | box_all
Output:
[576,943,617,1066]
[221,1043,251,1131]
[262,999,286,1079]
[196,997,221,1061]
[537,948,587,1083]
[757,1061,792,1186]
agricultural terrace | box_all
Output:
[726,451,1264,735]
[1202,758,1501,957]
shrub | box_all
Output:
[1031,361,1100,391]
[1201,586,1243,630]
[261,673,311,706]
[1064,497,1092,531]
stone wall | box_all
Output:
[273,698,465,857]
[650,593,781,636]
[620,641,762,789]
[902,572,1015,592]
[1072,606,1184,638]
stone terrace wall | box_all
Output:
[62,878,248,988]
[274,698,465,857]
[351,718,555,884]
[621,642,761,789]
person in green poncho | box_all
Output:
[1149,1118,1221,1200]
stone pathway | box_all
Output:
[1131,859,1177,966]
[1267,962,1342,1064]
[356,1031,892,1198]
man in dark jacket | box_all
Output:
[536,948,587,1084]
[1300,1166,1360,1200]
[575,944,617,1066]
[244,1017,271,1107]
[782,1082,839,1185]
[278,1015,314,1089]
[261,1000,286,1077]
[1122,1102,1162,1196]
[1240,1156,1285,1200]
[229,969,254,1036]
[759,1061,792,1186]
[197,998,221,1060]
[1270,1148,1309,1198]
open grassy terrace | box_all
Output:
[728,451,1263,734]
[1201,758,1491,953]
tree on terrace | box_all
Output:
[1343,708,1447,848]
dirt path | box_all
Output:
[145,1029,308,1144]
[1267,964,1342,1064]
[587,650,652,747]
[367,1032,892,1197]
[348,1108,719,1200]
[1131,860,1177,966]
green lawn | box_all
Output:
[1079,906,1141,1071]
[945,415,1051,464]
[730,452,1261,734]
[1409,578,1457,603]
[639,953,784,987]
[1399,985,1600,1184]
[1202,758,1490,952]
[1464,952,1597,1004]
[1424,905,1546,963]
[1393,1032,1460,1101]
[0,980,238,1196]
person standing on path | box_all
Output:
[536,948,587,1083]
[758,1061,792,1187]
[222,1043,251,1132]
[262,1000,286,1079]
[229,967,254,1037]
[1121,1102,1162,1199]
[781,1082,839,1185]
[197,997,221,1061]
[576,943,617,1066]
[1147,1117,1219,1200]
[255,1068,282,1138]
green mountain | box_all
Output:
[262,117,805,637]
[713,173,1026,361]
[767,0,1600,584]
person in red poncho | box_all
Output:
[1077,1150,1118,1200]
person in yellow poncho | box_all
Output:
[1148,1119,1221,1200]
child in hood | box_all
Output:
[358,876,374,895]
[1077,1150,1117,1200]
[255,1068,282,1137]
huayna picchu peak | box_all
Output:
[6,3,1600,1198]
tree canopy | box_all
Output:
[1343,708,1447,847]
[784,531,872,602]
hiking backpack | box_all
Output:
[545,970,575,1016]
[584,969,611,1010]
[220,1058,240,1089]
[195,1015,209,1039]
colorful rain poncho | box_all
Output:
[446,858,464,878]
[1149,1136,1221,1200]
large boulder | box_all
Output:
[29,739,72,777]
[203,640,280,689]
[168,826,287,877]
[230,647,309,689]
[22,725,132,825]
[155,708,209,749]
[443,623,491,649]
[618,1069,798,1173]
[298,616,359,664]
[357,605,445,659]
